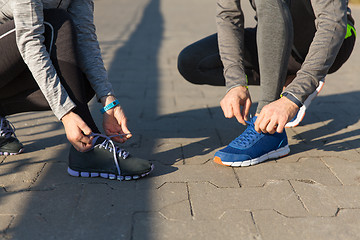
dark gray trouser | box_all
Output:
[0,9,99,133]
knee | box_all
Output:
[177,45,199,84]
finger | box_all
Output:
[111,136,125,143]
[266,120,278,134]
[80,123,92,136]
[222,106,234,119]
[233,103,245,125]
[220,101,231,118]
[254,114,263,133]
[255,113,270,133]
[259,118,271,133]
[276,119,286,133]
[119,118,132,138]
[276,122,285,133]
[242,99,252,122]
[71,140,90,152]
[77,142,93,152]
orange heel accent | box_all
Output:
[214,156,227,166]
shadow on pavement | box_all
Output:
[3,0,166,239]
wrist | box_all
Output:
[61,110,74,122]
[281,95,300,111]
[281,92,302,109]
[100,99,120,114]
[100,95,117,107]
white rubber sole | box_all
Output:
[220,145,290,167]
[67,163,154,181]
[285,79,325,128]
[0,148,24,156]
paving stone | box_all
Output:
[234,157,342,187]
[280,128,312,163]
[322,157,360,185]
[132,210,259,240]
[144,129,221,165]
[136,161,240,189]
[149,141,184,165]
[74,182,190,221]
[289,180,339,216]
[290,113,360,161]
[189,181,308,219]
[254,209,360,240]
[0,215,14,232]
[0,161,46,192]
[290,180,360,216]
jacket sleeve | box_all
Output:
[13,0,76,120]
[282,0,348,103]
[67,0,115,101]
[216,0,247,91]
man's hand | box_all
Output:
[220,86,252,125]
[61,111,94,152]
[101,96,131,143]
[254,97,299,134]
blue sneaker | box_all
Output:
[214,117,290,167]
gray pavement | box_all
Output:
[1,0,360,239]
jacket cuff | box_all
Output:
[224,64,247,90]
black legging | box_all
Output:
[178,29,356,88]
[0,9,99,133]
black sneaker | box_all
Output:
[0,117,24,155]
[68,133,153,181]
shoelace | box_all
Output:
[89,133,130,177]
[0,118,16,138]
[231,120,261,148]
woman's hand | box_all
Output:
[220,86,252,125]
[61,111,94,152]
[101,96,132,143]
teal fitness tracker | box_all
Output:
[100,99,120,114]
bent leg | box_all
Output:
[254,0,293,113]
[177,30,260,87]
[177,34,225,86]
[0,9,98,132]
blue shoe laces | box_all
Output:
[89,133,131,177]
[0,118,16,139]
[230,120,263,148]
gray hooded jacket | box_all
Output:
[0,0,115,120]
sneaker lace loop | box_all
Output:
[0,118,16,138]
[232,120,260,148]
[90,133,130,177]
